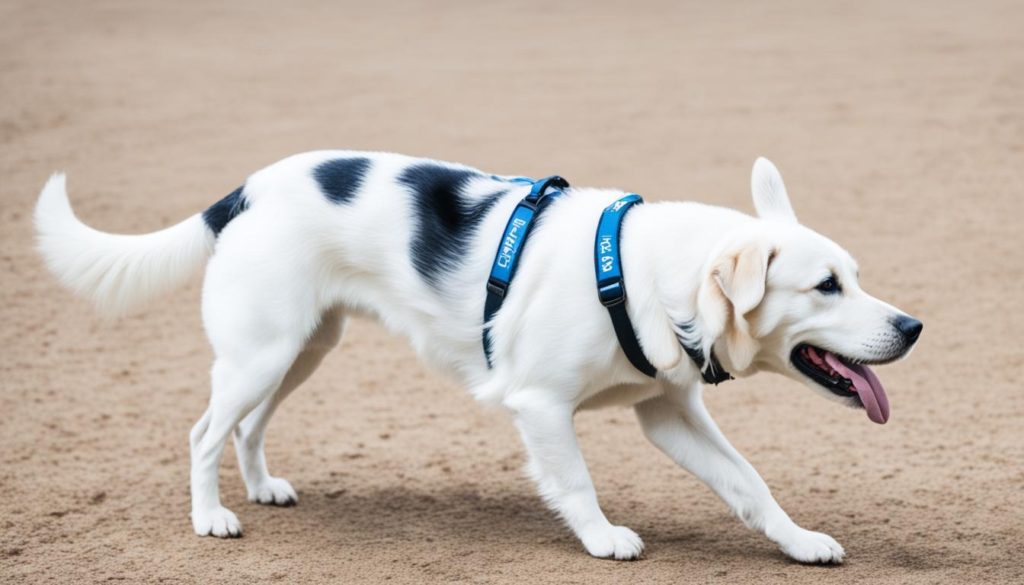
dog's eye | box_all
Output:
[815,275,841,295]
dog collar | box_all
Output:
[483,175,570,366]
[682,342,733,385]
[595,195,732,384]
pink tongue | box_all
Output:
[823,352,890,424]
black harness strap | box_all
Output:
[594,195,659,377]
[683,341,733,385]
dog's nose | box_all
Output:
[893,315,923,344]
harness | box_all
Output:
[482,177,731,384]
[595,195,732,385]
[594,194,658,377]
[482,176,569,366]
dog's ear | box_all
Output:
[698,240,774,372]
[751,157,797,223]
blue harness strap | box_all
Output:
[595,194,733,383]
[594,195,659,377]
[483,175,570,366]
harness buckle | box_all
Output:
[486,277,509,299]
[597,279,626,307]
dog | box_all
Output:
[34,152,922,563]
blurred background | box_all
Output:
[2,1,1021,583]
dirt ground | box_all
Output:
[2,1,1022,583]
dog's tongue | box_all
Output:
[823,352,890,424]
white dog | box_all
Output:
[35,152,921,563]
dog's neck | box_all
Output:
[621,200,755,379]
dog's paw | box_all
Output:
[192,506,243,538]
[248,477,298,506]
[777,527,845,564]
[580,524,644,560]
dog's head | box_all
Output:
[696,158,922,424]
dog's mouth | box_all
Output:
[790,344,890,424]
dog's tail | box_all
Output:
[34,173,224,317]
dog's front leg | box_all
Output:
[505,390,644,560]
[634,390,845,564]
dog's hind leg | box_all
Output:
[190,254,320,538]
[505,389,644,560]
[634,389,846,564]
[190,336,305,537]
[232,308,345,506]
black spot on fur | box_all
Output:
[203,186,248,236]
[399,163,505,288]
[314,157,372,204]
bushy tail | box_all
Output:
[34,173,215,317]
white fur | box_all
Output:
[35,152,920,563]
[751,157,797,223]
[35,173,214,317]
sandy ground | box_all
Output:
[2,1,1023,583]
